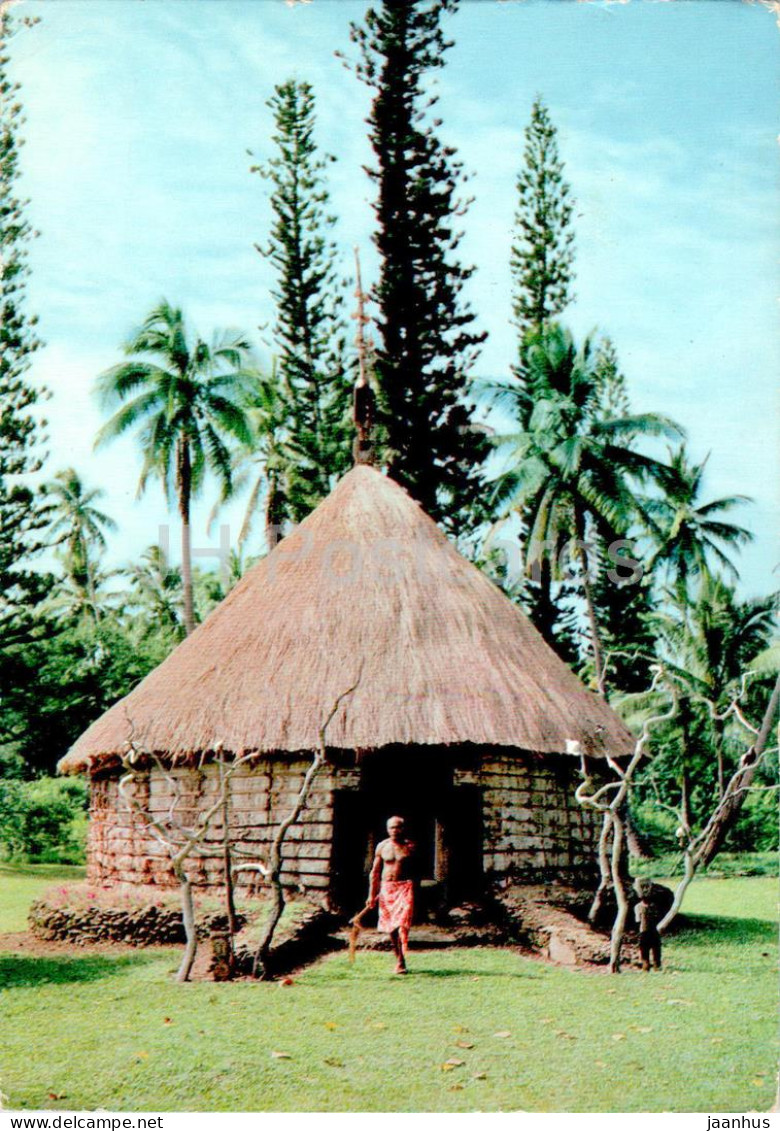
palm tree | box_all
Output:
[123,544,184,641]
[95,300,254,635]
[490,324,682,695]
[643,446,753,598]
[46,463,117,619]
[48,467,117,581]
[207,361,295,555]
[656,576,778,799]
[45,559,123,624]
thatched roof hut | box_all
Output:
[61,465,630,771]
[61,466,634,906]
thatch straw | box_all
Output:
[59,466,634,774]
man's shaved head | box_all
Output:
[387,816,405,830]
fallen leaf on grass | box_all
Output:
[711,1037,724,1045]
[636,1026,652,1034]
[453,1024,470,1033]
[611,1034,626,1042]
[473,1072,487,1081]
[324,1057,344,1068]
[134,1051,149,1059]
[539,1018,555,1025]
[47,1093,67,1101]
[280,976,296,986]
[441,1058,465,1071]
[751,1078,766,1087]
[163,1017,173,1026]
[324,1022,338,1031]
[493,1030,512,1038]
[553,1030,576,1040]
[449,1084,464,1092]
[455,1040,475,1049]
[271,1050,291,1060]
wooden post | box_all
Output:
[352,247,376,466]
[434,815,449,909]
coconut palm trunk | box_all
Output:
[533,552,559,646]
[574,506,606,699]
[266,469,282,552]
[712,714,726,800]
[177,440,196,636]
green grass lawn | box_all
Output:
[1,866,777,1112]
[633,851,778,880]
[0,863,86,933]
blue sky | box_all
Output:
[9,0,779,594]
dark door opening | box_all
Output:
[330,749,483,915]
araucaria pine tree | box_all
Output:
[589,339,656,694]
[592,337,631,422]
[507,96,576,646]
[0,11,50,657]
[511,96,575,341]
[348,0,488,529]
[253,79,352,524]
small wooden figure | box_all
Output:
[210,928,234,981]
[633,878,662,971]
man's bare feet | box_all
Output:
[395,962,408,975]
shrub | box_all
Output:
[632,788,778,857]
[0,776,88,863]
[725,788,779,853]
[631,799,679,856]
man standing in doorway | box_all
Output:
[368,816,415,974]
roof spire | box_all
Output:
[352,246,376,466]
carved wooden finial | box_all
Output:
[351,246,376,466]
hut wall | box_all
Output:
[479,750,601,882]
[87,758,335,893]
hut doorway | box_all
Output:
[330,750,483,915]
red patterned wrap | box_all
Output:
[378,879,414,948]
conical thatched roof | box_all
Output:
[60,466,634,774]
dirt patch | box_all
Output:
[496,883,643,967]
[0,929,168,959]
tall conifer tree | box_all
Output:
[252,80,351,525]
[0,12,53,769]
[511,96,576,341]
[0,11,49,654]
[509,96,576,642]
[589,339,656,694]
[347,0,488,529]
[592,337,630,421]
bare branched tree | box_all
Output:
[655,670,780,932]
[575,666,779,970]
[118,728,259,982]
[252,671,363,979]
[575,666,678,972]
[117,670,363,983]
